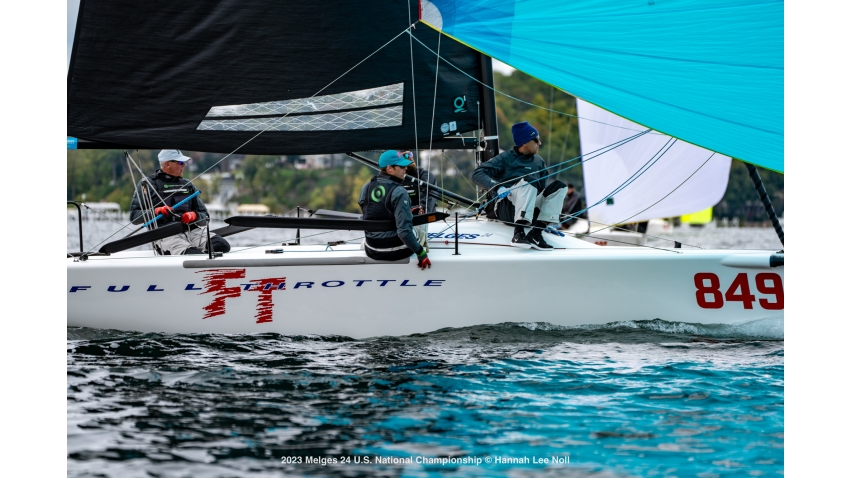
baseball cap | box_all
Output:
[158,150,191,163]
[378,150,413,168]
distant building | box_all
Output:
[236,204,270,216]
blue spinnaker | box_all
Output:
[422,0,783,172]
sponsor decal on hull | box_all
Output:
[69,269,447,323]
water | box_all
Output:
[68,220,784,477]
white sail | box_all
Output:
[577,99,732,226]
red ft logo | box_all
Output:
[197,269,286,323]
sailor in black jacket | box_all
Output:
[129,150,230,255]
[471,122,567,250]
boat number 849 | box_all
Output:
[693,272,783,310]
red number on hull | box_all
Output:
[756,273,784,310]
[694,273,724,309]
[694,272,784,310]
[725,273,756,309]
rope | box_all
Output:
[432,130,651,235]
[431,131,702,251]
[554,138,678,229]
[479,129,651,200]
[591,152,717,238]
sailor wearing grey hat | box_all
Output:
[471,122,568,250]
[129,150,230,255]
[358,150,431,269]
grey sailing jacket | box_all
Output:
[358,173,422,255]
[471,148,548,194]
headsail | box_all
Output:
[578,99,732,226]
[422,0,784,172]
[68,1,491,154]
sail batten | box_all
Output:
[68,1,489,154]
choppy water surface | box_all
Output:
[68,221,784,477]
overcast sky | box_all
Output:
[67,0,512,74]
[67,0,79,66]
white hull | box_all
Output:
[68,218,783,338]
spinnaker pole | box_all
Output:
[745,163,784,246]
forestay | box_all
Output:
[421,0,784,172]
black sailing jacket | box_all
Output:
[129,170,210,228]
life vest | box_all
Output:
[401,175,425,210]
[360,176,409,257]
[147,173,198,225]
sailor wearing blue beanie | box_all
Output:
[471,121,568,250]
[511,121,539,147]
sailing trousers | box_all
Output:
[496,179,567,232]
[414,224,429,252]
[155,226,230,255]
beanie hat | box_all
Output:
[511,121,539,147]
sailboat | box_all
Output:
[564,99,733,246]
[67,0,784,338]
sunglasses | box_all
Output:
[168,160,186,166]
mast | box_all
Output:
[478,53,499,164]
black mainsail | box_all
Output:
[68,0,494,154]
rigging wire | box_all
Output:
[556,115,573,182]
[79,23,419,257]
[407,2,421,181]
[479,129,652,199]
[593,152,717,239]
[82,151,168,255]
[555,138,677,227]
[432,131,697,251]
[432,129,652,235]
[133,23,419,214]
[408,31,660,134]
[547,86,554,161]
[425,27,442,212]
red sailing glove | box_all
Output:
[181,211,198,224]
[416,249,431,269]
[411,206,424,215]
[154,206,173,217]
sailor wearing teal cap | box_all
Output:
[471,122,568,250]
[358,150,431,268]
